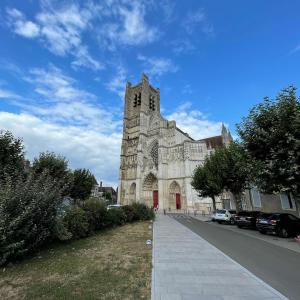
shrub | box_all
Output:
[0,172,63,266]
[106,209,126,227]
[131,203,155,221]
[53,217,72,241]
[121,205,137,222]
[81,198,108,232]
[63,207,89,239]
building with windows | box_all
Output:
[117,74,232,212]
[91,181,117,203]
[241,188,299,217]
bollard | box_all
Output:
[164,209,166,215]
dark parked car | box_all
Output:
[256,213,300,238]
[235,211,260,229]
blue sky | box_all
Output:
[1,0,300,187]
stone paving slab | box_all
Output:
[151,215,288,300]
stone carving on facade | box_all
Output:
[168,146,184,161]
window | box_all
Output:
[133,92,141,107]
[251,187,261,208]
[149,95,155,111]
[280,192,295,210]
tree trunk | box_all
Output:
[233,193,242,213]
[211,195,217,211]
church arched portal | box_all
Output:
[169,181,181,210]
[142,173,158,208]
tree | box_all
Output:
[219,143,251,212]
[192,142,250,212]
[191,153,224,211]
[32,152,72,195]
[237,86,300,206]
[70,169,97,201]
[0,171,63,265]
[0,130,25,181]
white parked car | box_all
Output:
[214,209,236,224]
[107,204,122,210]
[211,211,217,222]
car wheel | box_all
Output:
[277,227,289,238]
[230,218,235,225]
[259,230,266,235]
[237,225,242,229]
[217,221,221,224]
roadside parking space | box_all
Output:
[190,215,300,254]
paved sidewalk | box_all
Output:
[152,215,287,300]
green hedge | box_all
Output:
[61,201,155,240]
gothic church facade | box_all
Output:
[118,74,232,211]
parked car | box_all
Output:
[107,204,122,210]
[215,209,236,224]
[235,211,260,229]
[211,210,217,222]
[256,213,300,238]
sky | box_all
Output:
[1,0,300,187]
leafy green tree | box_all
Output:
[70,169,97,201]
[237,86,300,206]
[219,143,251,212]
[32,152,72,195]
[0,130,25,181]
[191,153,224,211]
[192,142,250,212]
[0,171,63,265]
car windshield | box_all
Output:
[217,210,226,214]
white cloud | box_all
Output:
[6,4,102,71]
[6,8,40,38]
[21,65,121,132]
[26,65,94,103]
[98,1,158,50]
[0,112,121,188]
[138,54,178,77]
[171,39,196,55]
[0,65,123,186]
[165,102,223,140]
[0,88,21,99]
[106,65,127,98]
[182,9,214,36]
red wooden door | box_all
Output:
[176,193,181,209]
[153,190,158,208]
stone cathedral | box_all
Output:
[118,74,232,212]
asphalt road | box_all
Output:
[171,214,300,300]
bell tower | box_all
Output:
[118,74,160,204]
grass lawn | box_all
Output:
[0,221,153,300]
